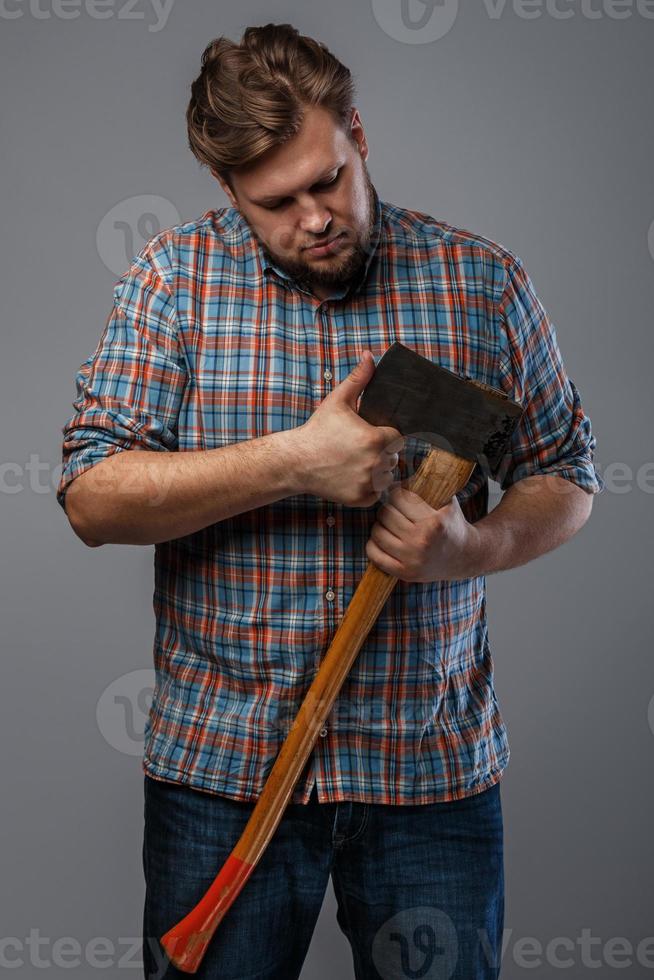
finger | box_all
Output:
[371,468,397,494]
[365,537,403,577]
[387,485,438,521]
[432,494,457,514]
[378,477,404,503]
[375,500,416,536]
[384,451,400,468]
[370,520,405,558]
[378,429,405,453]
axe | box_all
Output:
[159,340,525,973]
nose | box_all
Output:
[297,195,332,237]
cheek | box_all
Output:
[338,181,358,212]
[340,182,367,227]
[265,219,297,254]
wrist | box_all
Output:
[276,426,311,496]
[467,523,488,577]
[467,517,509,577]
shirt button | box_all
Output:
[325,589,335,602]
[319,727,328,737]
[326,515,336,526]
[323,369,333,381]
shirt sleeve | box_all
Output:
[56,246,188,513]
[491,255,604,495]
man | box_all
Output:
[57,22,603,980]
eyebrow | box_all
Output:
[250,164,343,206]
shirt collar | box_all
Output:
[258,187,383,301]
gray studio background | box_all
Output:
[1,2,653,977]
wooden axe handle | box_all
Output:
[160,446,476,973]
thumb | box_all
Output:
[334,350,376,407]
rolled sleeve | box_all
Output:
[57,246,188,512]
[492,256,604,495]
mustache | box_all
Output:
[301,231,350,251]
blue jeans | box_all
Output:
[142,774,504,979]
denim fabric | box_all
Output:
[142,774,504,979]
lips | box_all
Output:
[305,233,345,252]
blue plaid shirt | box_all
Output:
[57,189,603,803]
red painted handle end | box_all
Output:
[160,853,254,973]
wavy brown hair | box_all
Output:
[186,23,357,189]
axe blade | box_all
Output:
[358,341,525,472]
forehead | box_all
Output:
[233,105,352,201]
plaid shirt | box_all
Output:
[57,189,603,804]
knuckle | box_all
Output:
[415,533,430,555]
[425,514,441,535]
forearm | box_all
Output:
[64,429,306,547]
[471,474,594,575]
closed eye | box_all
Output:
[315,171,341,191]
[262,169,342,210]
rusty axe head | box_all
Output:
[358,341,525,475]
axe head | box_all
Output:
[358,341,525,473]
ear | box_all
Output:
[349,107,369,163]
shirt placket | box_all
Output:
[312,296,340,742]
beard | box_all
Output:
[253,163,379,296]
